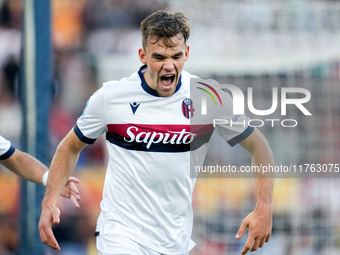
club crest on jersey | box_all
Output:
[182,98,195,119]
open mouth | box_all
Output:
[160,74,175,87]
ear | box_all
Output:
[138,48,147,65]
[184,45,190,62]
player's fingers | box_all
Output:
[236,219,249,239]
[40,225,60,250]
[45,232,60,250]
[72,192,81,201]
[67,183,80,199]
[259,236,266,248]
[38,224,48,243]
[51,207,60,224]
[68,176,80,184]
[70,195,80,208]
[60,182,81,201]
[70,183,81,197]
[38,215,60,250]
[265,233,271,242]
[250,237,261,251]
[241,236,254,255]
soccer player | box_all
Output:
[39,10,274,255]
[0,135,80,207]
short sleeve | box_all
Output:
[212,88,254,146]
[75,87,107,144]
[0,135,15,159]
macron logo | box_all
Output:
[130,102,140,114]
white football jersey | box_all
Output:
[0,135,15,160]
[75,65,253,253]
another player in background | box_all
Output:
[0,135,80,207]
[39,10,274,255]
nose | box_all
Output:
[163,59,175,71]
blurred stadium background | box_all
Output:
[0,0,340,254]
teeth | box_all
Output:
[163,74,174,77]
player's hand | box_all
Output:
[235,206,272,254]
[38,203,61,251]
[59,176,81,208]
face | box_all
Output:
[138,34,189,97]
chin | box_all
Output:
[158,89,175,97]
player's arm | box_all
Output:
[1,148,81,207]
[1,149,48,185]
[39,129,87,251]
[236,128,274,255]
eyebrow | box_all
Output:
[151,52,184,59]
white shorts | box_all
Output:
[96,233,189,255]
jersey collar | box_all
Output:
[138,65,182,97]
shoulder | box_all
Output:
[102,71,140,90]
[98,71,142,101]
[182,70,199,80]
[180,70,199,90]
